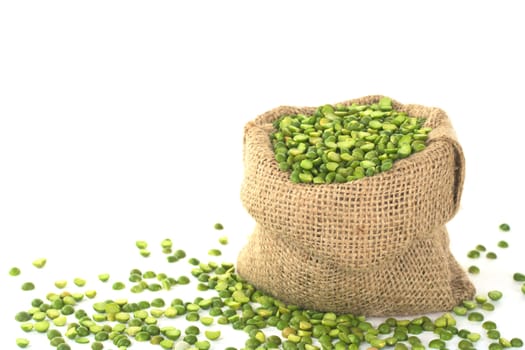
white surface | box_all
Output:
[1,1,524,349]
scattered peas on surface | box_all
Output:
[8,221,524,350]
[213,223,224,230]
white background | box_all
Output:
[1,1,524,349]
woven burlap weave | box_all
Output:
[237,95,475,316]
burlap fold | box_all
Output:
[237,95,475,316]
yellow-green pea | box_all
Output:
[53,315,68,326]
[205,330,221,340]
[98,273,110,282]
[20,322,33,332]
[21,282,35,291]
[161,238,173,249]
[135,240,148,249]
[73,277,86,287]
[9,267,21,276]
[34,320,50,332]
[16,338,30,348]
[55,280,68,289]
[488,290,502,301]
[32,258,47,268]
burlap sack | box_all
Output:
[237,95,475,316]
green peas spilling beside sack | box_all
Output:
[270,97,431,184]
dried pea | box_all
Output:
[467,265,480,275]
[161,238,173,249]
[55,280,68,289]
[174,249,186,259]
[497,240,509,248]
[271,98,430,184]
[467,312,484,322]
[205,330,221,340]
[15,311,32,322]
[16,338,30,348]
[475,244,487,252]
[73,277,86,287]
[21,282,35,291]
[499,223,510,232]
[135,240,148,249]
[467,250,480,259]
[34,320,50,332]
[488,290,503,301]
[208,248,222,256]
[98,273,110,282]
[139,249,151,257]
[32,257,47,268]
[514,272,525,282]
[9,267,21,276]
[112,281,126,290]
[91,342,104,350]
[486,252,498,259]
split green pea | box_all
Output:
[270,97,431,184]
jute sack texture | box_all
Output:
[237,95,475,317]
